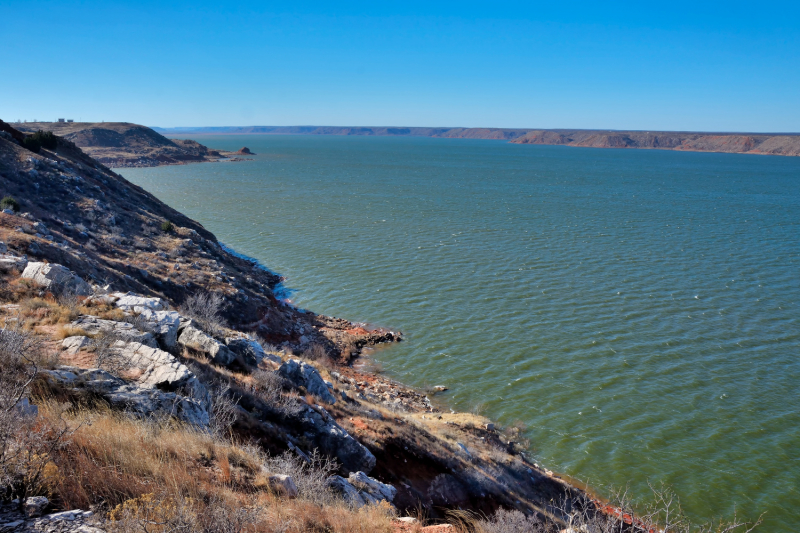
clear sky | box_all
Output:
[1,1,798,132]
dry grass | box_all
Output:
[33,401,397,532]
[54,324,89,340]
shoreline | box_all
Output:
[0,118,614,527]
[156,125,800,158]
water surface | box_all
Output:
[120,135,800,529]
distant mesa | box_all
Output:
[151,125,800,157]
[234,147,254,155]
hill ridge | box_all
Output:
[150,124,800,157]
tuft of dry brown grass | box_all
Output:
[54,324,89,340]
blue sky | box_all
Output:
[1,1,798,131]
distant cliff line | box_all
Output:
[154,125,800,157]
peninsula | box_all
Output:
[13,121,249,168]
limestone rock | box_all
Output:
[62,335,92,355]
[105,385,210,426]
[265,473,298,498]
[136,309,181,348]
[225,336,281,366]
[0,503,105,533]
[327,475,365,507]
[278,359,336,404]
[0,254,27,272]
[348,471,397,504]
[41,365,209,426]
[178,326,235,366]
[114,341,209,407]
[21,262,91,295]
[23,496,48,517]
[327,472,395,508]
[178,315,198,331]
[42,367,125,395]
[71,316,158,348]
[300,405,375,473]
[112,292,167,312]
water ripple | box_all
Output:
[122,136,800,530]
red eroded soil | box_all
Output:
[345,327,371,336]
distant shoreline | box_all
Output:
[155,125,800,157]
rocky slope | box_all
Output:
[12,122,249,167]
[155,125,800,157]
[0,119,611,531]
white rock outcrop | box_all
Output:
[347,471,397,504]
[178,326,235,366]
[112,292,167,312]
[42,365,209,427]
[225,336,282,366]
[0,255,27,272]
[71,316,158,348]
[23,496,48,517]
[62,335,92,355]
[114,341,210,408]
[21,262,91,295]
[299,405,375,473]
[136,309,181,348]
[278,359,337,405]
[326,472,396,508]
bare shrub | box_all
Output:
[256,337,279,353]
[209,384,239,437]
[472,484,764,533]
[181,291,227,337]
[125,311,153,334]
[0,326,41,411]
[262,449,338,503]
[470,483,763,533]
[256,337,284,362]
[0,326,70,508]
[57,288,82,315]
[91,332,133,374]
[197,495,261,533]
[476,509,547,533]
[250,370,304,417]
[302,343,329,362]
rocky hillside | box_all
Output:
[155,125,800,157]
[0,119,759,533]
[12,122,247,167]
[0,119,617,532]
[0,119,399,357]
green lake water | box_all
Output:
[120,135,800,529]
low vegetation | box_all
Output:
[20,130,58,154]
[0,196,19,213]
[181,290,227,337]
